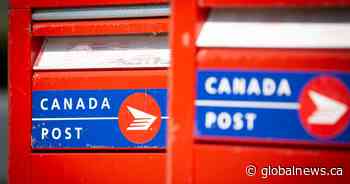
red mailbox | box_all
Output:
[168,1,350,183]
[9,0,169,183]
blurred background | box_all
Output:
[0,0,8,183]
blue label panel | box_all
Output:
[32,89,167,149]
[196,70,350,144]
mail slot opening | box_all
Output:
[34,34,169,70]
[197,8,350,49]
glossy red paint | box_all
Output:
[167,1,208,183]
[32,18,169,37]
[9,0,169,183]
[10,0,168,9]
[169,1,350,184]
[33,70,168,90]
[30,153,166,183]
[8,9,32,184]
[194,145,350,183]
[199,0,350,7]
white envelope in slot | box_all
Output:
[34,35,169,70]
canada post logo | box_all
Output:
[195,70,350,145]
[32,89,167,148]
[118,93,162,144]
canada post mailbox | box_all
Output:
[9,0,169,183]
[168,1,350,183]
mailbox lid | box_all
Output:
[32,18,169,37]
[10,0,168,9]
[31,5,169,21]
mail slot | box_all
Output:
[9,0,169,183]
[168,1,350,183]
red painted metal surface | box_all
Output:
[10,0,168,9]
[10,0,169,182]
[169,0,350,184]
[194,145,350,183]
[33,70,168,90]
[8,9,32,184]
[32,18,169,37]
[167,1,207,184]
[199,0,350,7]
[30,153,166,183]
